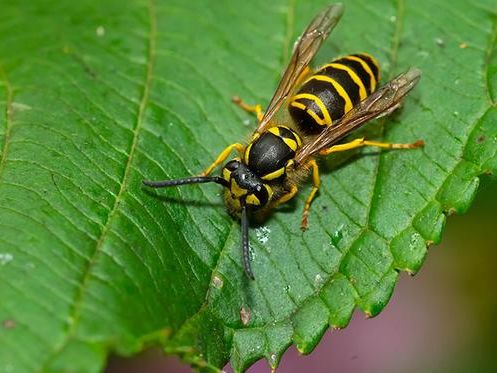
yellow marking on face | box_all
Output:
[246,194,261,206]
[323,62,368,100]
[291,93,332,125]
[283,137,298,151]
[222,168,231,182]
[343,55,377,91]
[310,75,353,113]
[231,179,247,197]
[228,192,241,211]
[261,167,285,181]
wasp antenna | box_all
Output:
[241,202,255,280]
[143,176,229,188]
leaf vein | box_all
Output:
[40,0,159,368]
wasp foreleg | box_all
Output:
[201,143,244,176]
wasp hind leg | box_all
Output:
[301,159,321,231]
[231,66,313,123]
[201,143,244,176]
[232,96,265,123]
[319,138,424,156]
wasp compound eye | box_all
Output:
[225,160,240,171]
[245,183,271,208]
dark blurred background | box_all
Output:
[107,176,497,373]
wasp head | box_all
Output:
[221,159,273,214]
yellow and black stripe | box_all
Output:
[245,125,302,181]
[334,53,380,94]
[289,53,380,134]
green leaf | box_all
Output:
[0,0,496,372]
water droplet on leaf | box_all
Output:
[0,253,13,265]
[435,37,444,47]
[255,226,271,244]
[212,275,223,289]
[96,25,105,37]
[314,273,325,286]
[330,224,344,247]
[409,232,422,250]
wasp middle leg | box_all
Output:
[273,184,299,207]
[301,159,321,231]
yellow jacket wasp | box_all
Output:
[143,3,423,279]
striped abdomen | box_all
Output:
[289,53,380,134]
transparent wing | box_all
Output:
[255,3,344,133]
[295,68,422,163]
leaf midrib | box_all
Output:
[40,0,157,368]
[0,64,13,182]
